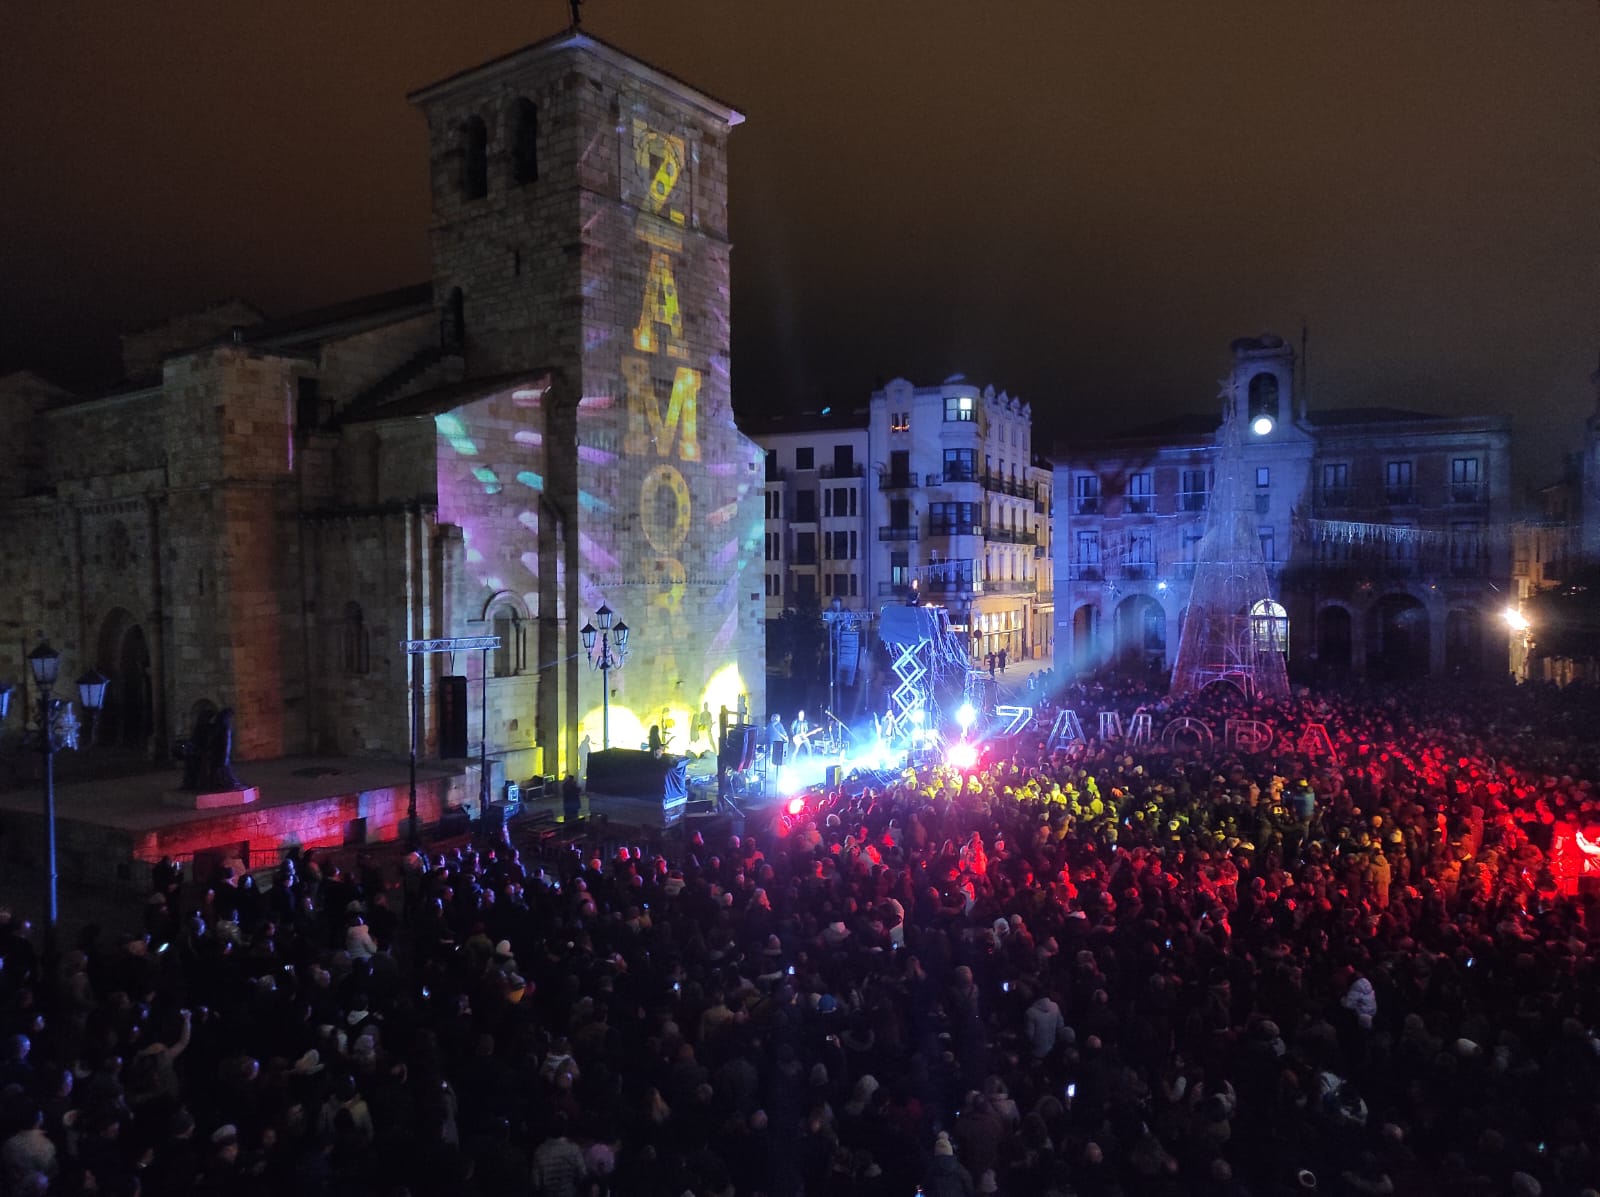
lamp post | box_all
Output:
[579,603,629,750]
[3,641,106,962]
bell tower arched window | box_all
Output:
[492,607,527,676]
[1248,372,1280,427]
[342,602,371,675]
[511,98,539,185]
[460,115,489,200]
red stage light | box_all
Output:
[786,796,806,816]
[947,741,978,770]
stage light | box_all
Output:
[1251,415,1274,436]
[956,702,976,730]
[786,796,806,816]
[947,741,978,770]
[1503,607,1529,632]
[910,709,925,725]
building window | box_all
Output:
[460,115,489,200]
[1250,599,1289,653]
[794,489,817,522]
[1259,526,1276,562]
[296,377,323,432]
[1127,471,1153,514]
[765,449,778,481]
[890,410,910,433]
[1451,521,1484,575]
[764,532,780,562]
[1385,460,1415,504]
[794,532,817,565]
[795,447,815,471]
[1075,530,1101,578]
[491,607,526,676]
[342,602,370,676]
[833,444,854,473]
[795,573,816,600]
[511,98,539,184]
[825,486,857,517]
[1127,529,1154,577]
[1451,457,1481,502]
[1074,474,1100,514]
[1321,463,1350,506]
[944,449,977,482]
[944,394,976,422]
[1180,468,1209,513]
[891,551,910,589]
[1255,466,1270,488]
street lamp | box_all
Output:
[580,603,629,750]
[3,640,106,963]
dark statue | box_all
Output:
[177,706,244,792]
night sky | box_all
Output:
[2,2,1595,484]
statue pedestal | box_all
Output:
[164,787,259,811]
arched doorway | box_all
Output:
[1115,594,1166,667]
[1445,608,1484,675]
[1316,606,1353,674]
[1071,604,1100,672]
[96,609,154,753]
[1367,593,1429,678]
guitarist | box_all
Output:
[790,709,816,760]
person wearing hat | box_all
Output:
[923,1132,974,1197]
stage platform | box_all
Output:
[0,755,473,895]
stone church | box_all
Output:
[0,29,766,790]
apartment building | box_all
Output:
[745,376,1054,663]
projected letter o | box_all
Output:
[641,464,692,554]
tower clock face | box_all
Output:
[631,118,687,226]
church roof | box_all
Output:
[341,370,559,424]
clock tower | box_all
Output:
[410,30,764,765]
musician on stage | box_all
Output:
[790,709,814,759]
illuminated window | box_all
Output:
[944,395,976,422]
[1255,467,1270,488]
[1250,600,1289,653]
[511,98,539,184]
[460,115,489,200]
[890,411,910,433]
[491,608,527,676]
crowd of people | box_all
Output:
[4,673,1600,1196]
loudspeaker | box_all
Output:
[720,724,758,774]
[770,740,785,768]
[439,675,469,759]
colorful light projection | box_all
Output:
[572,110,762,753]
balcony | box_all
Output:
[982,579,1031,594]
[1384,487,1416,506]
[1126,496,1153,515]
[924,577,982,596]
[878,525,919,541]
[1035,496,1049,515]
[981,473,1037,500]
[1068,563,1103,581]
[1451,484,1484,504]
[1171,562,1196,579]
[1074,497,1100,515]
[928,520,983,538]
[940,465,980,485]
[878,581,913,597]
[878,473,918,490]
[1319,488,1352,509]
[819,463,863,479]
[984,525,1037,545]
[1179,492,1208,513]
[1121,563,1156,581]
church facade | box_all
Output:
[0,30,765,789]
